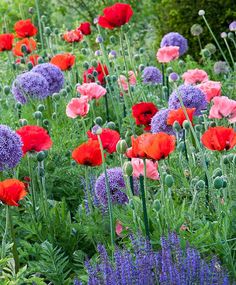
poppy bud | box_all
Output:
[52,112,57,120]
[27,62,33,70]
[28,7,34,14]
[37,151,46,162]
[20,58,26,64]
[92,124,102,135]
[41,15,47,22]
[178,60,185,68]
[195,180,205,190]
[201,48,211,58]
[94,116,103,126]
[52,93,60,101]
[19,118,28,126]
[54,28,59,35]
[173,121,181,132]
[223,155,229,164]
[37,104,45,112]
[153,200,161,211]
[34,111,42,119]
[139,47,145,54]
[222,178,227,188]
[165,174,174,187]
[177,141,185,151]
[190,177,198,187]
[81,48,87,55]
[209,121,216,127]
[83,61,89,69]
[38,57,44,64]
[60,89,67,97]
[183,120,190,130]
[21,44,28,54]
[123,161,133,176]
[71,160,77,167]
[228,32,234,39]
[213,176,223,189]
[139,64,145,71]
[66,86,71,93]
[212,168,222,178]
[65,150,71,157]
[44,27,51,36]
[96,35,103,43]
[134,54,140,61]
[15,102,22,110]
[198,10,205,16]
[92,70,98,77]
[43,119,49,126]
[107,121,116,129]
[129,199,135,209]
[166,67,173,75]
[116,140,128,154]
[4,86,10,95]
[112,75,117,82]
[194,124,202,132]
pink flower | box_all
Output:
[131,158,159,180]
[118,71,136,92]
[182,68,209,85]
[209,96,236,123]
[77,82,107,100]
[115,220,128,237]
[66,97,89,118]
[197,80,221,102]
[156,46,179,63]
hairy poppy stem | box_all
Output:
[139,174,150,239]
[34,0,44,50]
[27,154,37,219]
[1,206,9,259]
[85,166,93,213]
[161,64,165,86]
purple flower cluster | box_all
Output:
[32,63,64,94]
[151,109,175,135]
[95,167,138,207]
[229,21,236,32]
[161,32,188,56]
[12,72,50,104]
[76,233,230,285]
[0,125,23,171]
[214,61,230,75]
[168,84,207,115]
[142,66,162,85]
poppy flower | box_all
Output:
[16,125,52,155]
[197,80,221,102]
[131,158,159,180]
[72,140,103,166]
[66,97,90,118]
[182,69,208,85]
[28,54,40,66]
[209,96,236,123]
[118,71,137,92]
[0,179,27,206]
[14,19,37,38]
[167,107,195,127]
[132,102,158,131]
[77,22,91,35]
[156,46,179,63]
[201,127,236,151]
[63,29,83,43]
[83,62,109,85]
[98,3,133,29]
[0,33,14,52]
[12,38,37,56]
[77,83,107,100]
[87,128,120,154]
[50,53,75,71]
[126,133,153,159]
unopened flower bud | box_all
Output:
[96,35,103,43]
[27,62,33,70]
[139,64,145,71]
[28,7,34,14]
[201,48,211,58]
[123,161,133,176]
[223,155,229,164]
[60,89,67,97]
[213,168,222,178]
[195,180,205,190]
[83,61,89,69]
[178,60,185,68]
[191,24,203,36]
[92,124,102,135]
[4,86,10,95]
[52,93,60,101]
[165,174,174,187]
[108,50,117,59]
[34,111,42,119]
[107,121,116,129]
[153,200,161,211]
[139,47,145,54]
[21,44,28,54]
[15,102,22,109]
[110,36,116,44]
[213,176,223,189]
[198,10,205,16]
[228,32,234,39]
[116,140,128,154]
[37,151,46,162]
[38,57,44,64]
[173,121,181,132]
[19,118,28,126]
[166,67,173,75]
[183,120,190,130]
[134,54,140,61]
[169,72,179,82]
[43,119,49,126]
[37,104,45,112]
[44,27,51,36]
[81,48,87,55]
[94,116,103,126]
[220,32,227,39]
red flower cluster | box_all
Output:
[72,140,103,166]
[127,133,176,160]
[63,29,83,43]
[12,38,37,56]
[14,19,37,38]
[132,102,158,131]
[167,108,195,127]
[50,53,75,71]
[78,22,91,35]
[201,127,236,151]
[16,125,52,155]
[0,33,14,52]
[98,3,133,29]
[83,63,109,85]
[87,128,120,154]
[0,179,27,206]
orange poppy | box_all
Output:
[201,126,236,151]
[72,140,103,166]
[126,133,153,159]
[50,53,75,71]
[12,38,37,56]
[0,179,27,206]
[167,107,195,126]
[0,33,14,52]
[14,19,37,38]
[28,54,40,66]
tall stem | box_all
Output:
[1,206,9,259]
[27,154,37,219]
[139,173,150,239]
[34,0,44,50]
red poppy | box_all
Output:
[83,62,109,85]
[77,22,91,35]
[12,38,37,56]
[0,179,27,206]
[0,33,14,52]
[98,3,133,29]
[201,126,236,151]
[14,19,37,38]
[16,125,52,155]
[167,107,195,127]
[143,133,176,160]
[28,54,40,66]
[126,133,153,159]
[63,29,83,43]
[87,128,120,154]
[50,53,75,71]
[72,140,103,166]
[132,102,158,131]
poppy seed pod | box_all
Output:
[123,161,133,176]
[213,176,223,189]
[116,140,128,154]
[165,174,174,187]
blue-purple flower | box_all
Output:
[0,125,23,171]
[229,21,236,32]
[142,66,162,85]
[214,61,230,75]
[161,32,188,56]
[12,71,50,104]
[32,63,64,94]
[151,109,175,135]
[168,84,207,115]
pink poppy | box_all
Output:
[197,80,221,102]
[182,68,208,85]
[118,71,136,92]
[131,158,159,180]
[115,220,128,237]
[66,97,89,118]
[77,83,107,100]
[156,46,179,63]
[209,96,236,123]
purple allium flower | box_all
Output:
[221,32,227,39]
[214,61,230,75]
[161,32,188,56]
[12,71,50,104]
[108,50,117,59]
[151,109,175,135]
[32,63,64,95]
[229,21,236,31]
[142,66,162,85]
[96,35,103,43]
[168,84,207,115]
[95,167,138,206]
[94,50,102,56]
[0,125,23,171]
[169,72,179,82]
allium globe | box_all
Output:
[160,32,188,56]
[151,109,175,135]
[142,66,162,84]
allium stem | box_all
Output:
[1,205,9,259]
[27,154,37,219]
[34,0,44,50]
[85,166,93,213]
[197,35,202,51]
[183,129,189,163]
[161,64,165,86]
[223,38,235,70]
[97,135,115,248]
[104,93,110,121]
